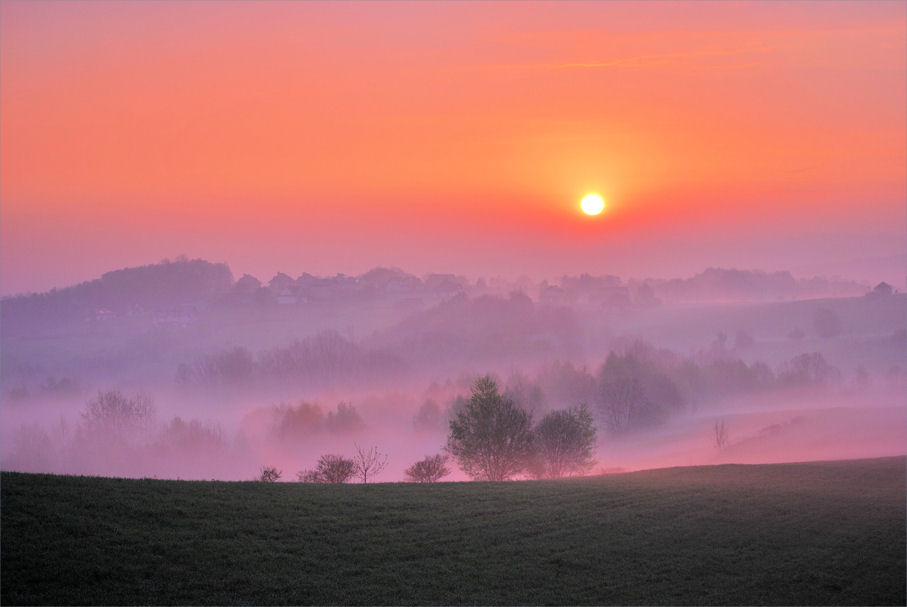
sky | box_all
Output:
[1,1,905,295]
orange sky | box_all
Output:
[1,1,905,294]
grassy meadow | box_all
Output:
[1,456,904,605]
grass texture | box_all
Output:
[2,456,904,605]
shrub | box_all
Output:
[299,454,355,483]
[259,466,282,482]
[405,454,450,483]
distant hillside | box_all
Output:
[367,291,582,370]
[0,259,879,342]
[0,258,233,335]
[640,267,869,303]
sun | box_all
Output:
[580,193,605,216]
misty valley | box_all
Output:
[4,2,905,604]
[2,258,904,483]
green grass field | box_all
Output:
[2,457,904,605]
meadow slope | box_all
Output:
[2,456,904,605]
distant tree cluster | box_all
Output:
[5,388,235,478]
[175,331,405,390]
[424,342,845,457]
[267,401,366,442]
[537,341,840,435]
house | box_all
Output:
[153,304,198,328]
[93,307,115,322]
[276,288,298,305]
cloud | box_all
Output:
[461,44,774,73]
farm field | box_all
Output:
[1,456,904,605]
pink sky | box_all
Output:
[1,1,904,294]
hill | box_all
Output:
[2,457,904,605]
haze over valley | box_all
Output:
[2,258,903,482]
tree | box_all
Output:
[298,454,355,483]
[353,444,388,483]
[275,401,324,441]
[413,399,443,434]
[713,419,728,449]
[82,390,154,436]
[599,375,645,433]
[326,402,365,434]
[867,282,894,299]
[405,454,450,483]
[778,352,841,386]
[530,404,597,478]
[296,469,323,483]
[447,375,534,481]
[259,466,282,482]
[596,352,682,433]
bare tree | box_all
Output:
[82,390,154,435]
[296,470,325,483]
[599,377,645,434]
[259,466,282,482]
[296,469,323,483]
[405,454,450,483]
[714,419,728,449]
[353,444,388,483]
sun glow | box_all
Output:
[580,194,605,216]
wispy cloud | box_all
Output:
[462,45,774,72]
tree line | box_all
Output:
[281,375,596,484]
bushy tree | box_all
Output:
[405,454,450,483]
[326,402,365,434]
[530,404,597,478]
[157,416,224,453]
[413,399,443,434]
[298,454,355,483]
[447,376,534,481]
[353,444,388,483]
[275,401,324,441]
